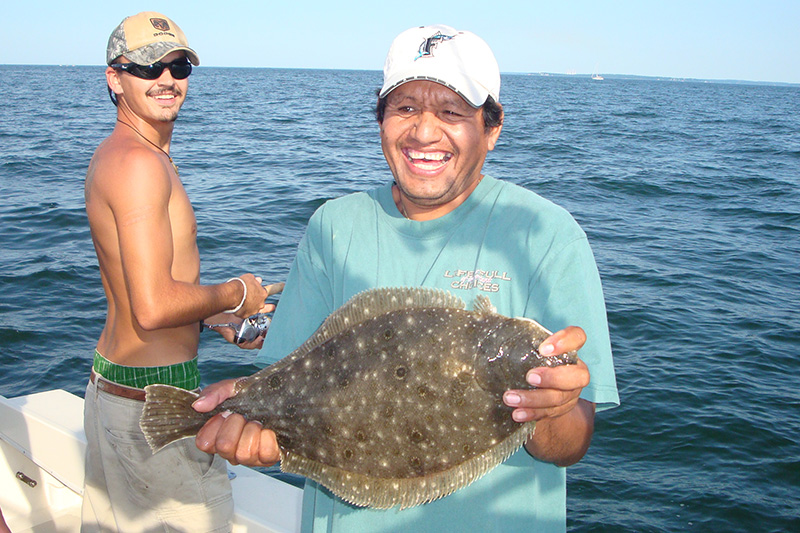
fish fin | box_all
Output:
[473,294,496,315]
[250,287,466,377]
[310,287,465,349]
[139,385,209,453]
[281,420,535,509]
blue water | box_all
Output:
[1,66,798,531]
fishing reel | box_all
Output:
[203,313,272,344]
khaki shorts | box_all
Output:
[81,377,233,532]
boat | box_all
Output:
[0,389,303,532]
[591,73,604,81]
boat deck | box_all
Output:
[0,390,302,532]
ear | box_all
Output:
[486,105,503,151]
[376,97,385,125]
[106,66,123,98]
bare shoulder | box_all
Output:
[85,134,174,213]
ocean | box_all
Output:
[1,65,798,531]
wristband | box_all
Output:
[224,277,247,314]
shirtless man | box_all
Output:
[81,12,279,532]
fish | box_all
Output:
[139,286,577,509]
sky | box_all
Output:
[3,1,799,84]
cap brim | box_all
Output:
[124,42,200,66]
[380,72,488,108]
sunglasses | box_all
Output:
[111,58,192,80]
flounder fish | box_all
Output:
[140,287,576,509]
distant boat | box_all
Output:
[591,74,604,80]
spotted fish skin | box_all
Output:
[140,287,576,509]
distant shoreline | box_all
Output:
[1,64,797,88]
[522,71,800,88]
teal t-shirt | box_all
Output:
[257,176,619,532]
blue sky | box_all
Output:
[3,1,799,83]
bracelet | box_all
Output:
[224,277,247,314]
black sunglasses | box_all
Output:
[111,58,192,80]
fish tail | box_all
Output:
[139,384,211,453]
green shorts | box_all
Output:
[92,350,201,390]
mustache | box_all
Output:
[147,86,184,98]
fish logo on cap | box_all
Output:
[150,18,171,32]
[415,31,455,60]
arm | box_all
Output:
[108,148,269,328]
[503,326,595,466]
[509,218,617,465]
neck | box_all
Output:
[116,115,178,174]
[392,175,484,222]
[115,101,175,151]
[117,119,173,151]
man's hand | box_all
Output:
[235,278,284,318]
[502,326,595,466]
[503,325,588,422]
[205,315,267,350]
[193,379,281,467]
[206,281,283,349]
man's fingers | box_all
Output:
[503,386,575,410]
[196,411,234,454]
[195,411,278,467]
[235,420,265,464]
[193,379,238,412]
[538,325,586,356]
[212,412,248,464]
[504,389,581,422]
[237,335,265,350]
[258,429,281,465]
[503,360,590,422]
[526,359,590,391]
[234,422,280,466]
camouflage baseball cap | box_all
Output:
[106,12,200,66]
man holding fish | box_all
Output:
[194,24,619,532]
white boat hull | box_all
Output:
[0,390,302,532]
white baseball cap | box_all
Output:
[379,24,500,107]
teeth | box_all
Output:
[407,150,450,162]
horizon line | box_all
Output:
[1,63,797,87]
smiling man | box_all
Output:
[380,79,501,221]
[82,12,277,532]
[195,24,619,532]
